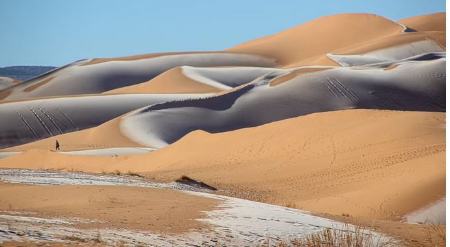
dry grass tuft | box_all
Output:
[273,224,396,247]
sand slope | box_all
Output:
[5,117,143,152]
[0,109,444,221]
[0,93,211,148]
[106,66,285,94]
[400,12,445,32]
[229,14,405,66]
[105,67,221,94]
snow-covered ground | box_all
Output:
[0,169,395,246]
[405,197,446,225]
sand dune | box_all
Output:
[1,53,275,101]
[0,93,212,148]
[0,183,217,233]
[141,110,445,220]
[229,14,406,66]
[120,55,444,147]
[0,109,444,221]
[4,117,144,152]
[105,67,221,94]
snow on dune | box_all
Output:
[181,66,288,89]
[0,169,394,246]
[0,93,212,148]
[0,77,16,90]
[405,197,446,225]
[328,40,444,66]
[3,53,276,101]
[121,54,445,148]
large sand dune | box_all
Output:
[228,14,405,66]
[120,55,444,147]
[0,93,212,148]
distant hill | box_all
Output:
[0,66,56,81]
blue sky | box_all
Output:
[0,0,445,67]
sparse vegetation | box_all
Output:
[63,235,87,243]
[268,225,396,247]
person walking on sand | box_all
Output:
[55,140,60,151]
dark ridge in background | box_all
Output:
[0,66,56,81]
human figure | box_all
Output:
[55,140,60,151]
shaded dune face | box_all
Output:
[0,94,210,148]
[105,66,286,94]
[1,53,276,102]
[121,56,445,147]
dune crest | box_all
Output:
[400,12,446,32]
[229,13,406,66]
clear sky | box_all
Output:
[0,0,446,67]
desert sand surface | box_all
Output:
[0,170,383,246]
[0,12,446,246]
[0,183,217,233]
